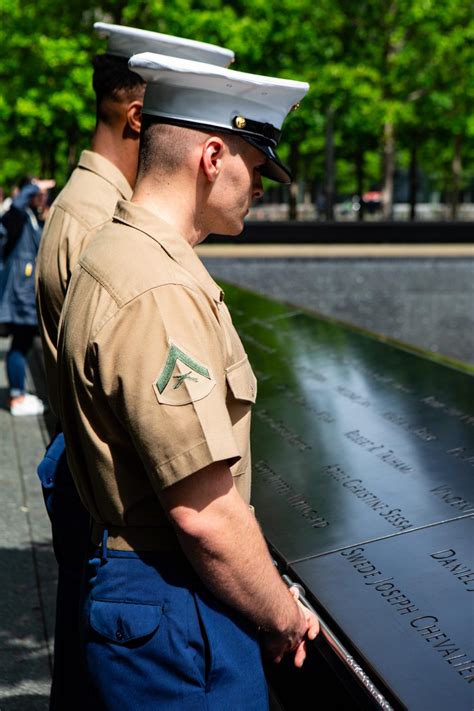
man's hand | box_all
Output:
[291,599,320,667]
[261,589,320,667]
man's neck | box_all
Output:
[131,176,207,247]
[91,122,138,189]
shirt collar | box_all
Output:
[77,150,133,200]
[113,200,224,304]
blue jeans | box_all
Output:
[6,323,37,396]
[37,433,92,710]
[82,543,269,710]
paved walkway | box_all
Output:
[0,337,53,711]
[197,242,474,258]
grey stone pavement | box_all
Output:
[0,256,472,710]
[0,338,54,711]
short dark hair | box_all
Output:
[92,54,145,115]
[137,116,204,178]
[137,116,242,181]
[137,114,160,175]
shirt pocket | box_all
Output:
[89,599,163,646]
[225,356,257,490]
[225,356,257,404]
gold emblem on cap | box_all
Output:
[235,116,247,129]
[291,103,300,112]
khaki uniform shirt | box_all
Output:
[36,150,132,415]
[58,200,256,548]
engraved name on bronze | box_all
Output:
[409,617,474,683]
[344,429,413,473]
[240,330,276,354]
[254,408,312,452]
[341,547,474,684]
[336,385,371,408]
[430,485,474,515]
[382,410,437,442]
[321,464,412,531]
[421,396,474,428]
[430,549,474,592]
[279,358,327,381]
[446,447,474,468]
[255,460,329,528]
[341,547,419,614]
[275,384,335,421]
[349,360,415,394]
[249,317,276,331]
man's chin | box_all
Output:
[211,221,245,238]
[228,223,245,237]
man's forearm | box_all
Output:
[160,461,307,652]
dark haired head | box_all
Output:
[18,175,36,189]
[92,54,145,123]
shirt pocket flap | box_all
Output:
[90,599,162,644]
[226,357,257,404]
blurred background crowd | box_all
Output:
[0,178,55,415]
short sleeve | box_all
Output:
[94,284,241,489]
[36,207,89,415]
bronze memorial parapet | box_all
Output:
[224,283,473,711]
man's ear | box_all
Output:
[201,137,225,182]
[126,101,143,135]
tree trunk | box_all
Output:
[355,149,365,221]
[382,121,395,220]
[288,183,298,221]
[451,133,462,220]
[409,142,417,221]
[40,152,47,177]
[51,144,57,180]
[67,138,77,177]
[112,1,128,24]
[287,143,299,220]
[324,107,335,221]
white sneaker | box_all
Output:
[10,393,45,417]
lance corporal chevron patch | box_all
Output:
[153,341,216,406]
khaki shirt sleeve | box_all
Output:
[37,206,90,344]
[42,207,83,299]
[36,207,103,416]
[94,283,241,490]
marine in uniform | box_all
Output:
[36,22,234,417]
[34,24,234,709]
[57,53,317,708]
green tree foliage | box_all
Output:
[0,0,472,218]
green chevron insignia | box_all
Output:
[156,345,210,393]
[173,371,198,389]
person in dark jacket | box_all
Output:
[0,181,47,415]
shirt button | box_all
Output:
[115,630,124,641]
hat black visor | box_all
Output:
[239,136,292,184]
